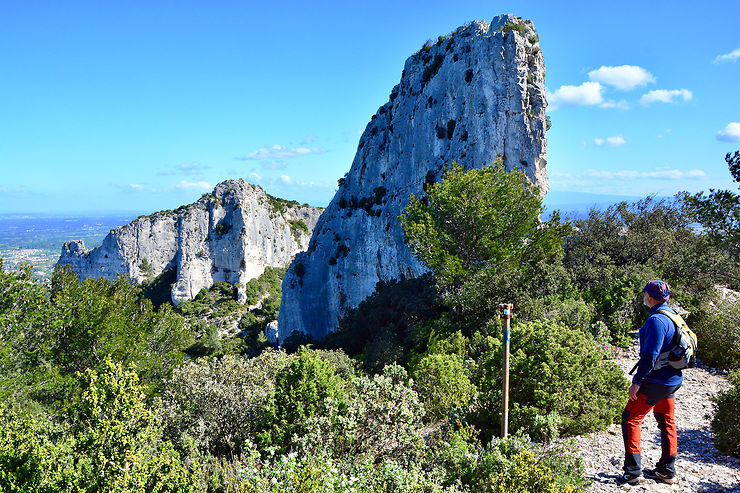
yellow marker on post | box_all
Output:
[499,303,513,438]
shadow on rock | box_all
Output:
[674,427,728,465]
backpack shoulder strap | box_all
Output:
[656,309,683,344]
[656,308,682,324]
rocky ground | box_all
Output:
[573,348,740,492]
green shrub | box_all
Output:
[258,347,345,450]
[712,370,740,457]
[0,262,48,401]
[203,444,460,493]
[422,54,445,85]
[39,266,192,398]
[313,349,359,380]
[186,319,221,357]
[296,364,426,463]
[265,192,300,214]
[324,274,444,370]
[288,219,309,243]
[139,257,154,279]
[0,403,66,492]
[243,266,286,306]
[160,350,292,455]
[0,360,199,492]
[582,271,652,345]
[470,320,627,439]
[525,295,596,334]
[400,161,572,332]
[501,22,527,35]
[687,289,740,369]
[429,425,588,492]
[413,353,477,419]
[564,195,738,331]
[61,359,199,491]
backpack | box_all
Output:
[651,309,698,371]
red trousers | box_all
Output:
[621,386,678,475]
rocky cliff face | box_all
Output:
[57,179,323,304]
[278,14,548,340]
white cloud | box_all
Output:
[716,122,740,143]
[588,65,655,91]
[237,145,323,160]
[157,162,209,176]
[584,168,706,180]
[177,162,209,175]
[279,174,293,185]
[714,47,740,64]
[548,171,574,180]
[261,161,287,170]
[113,183,151,192]
[174,180,212,191]
[547,82,604,110]
[295,180,334,189]
[248,172,262,182]
[594,135,626,147]
[0,186,27,195]
[302,135,317,145]
[598,99,631,110]
[640,89,692,105]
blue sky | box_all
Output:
[1,0,738,214]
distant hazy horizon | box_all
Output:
[0,188,649,218]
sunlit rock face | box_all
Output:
[57,179,323,304]
[278,14,548,340]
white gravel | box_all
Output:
[571,348,740,492]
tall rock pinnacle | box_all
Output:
[278,14,549,340]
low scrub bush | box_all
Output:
[258,346,345,450]
[160,350,292,456]
[204,445,460,493]
[470,320,627,440]
[687,288,740,369]
[712,370,740,457]
[429,424,588,492]
[413,353,477,419]
[525,295,596,334]
[295,364,425,463]
[501,22,527,35]
[1,360,199,492]
[324,274,444,371]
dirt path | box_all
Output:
[572,352,740,492]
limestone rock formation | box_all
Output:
[57,179,323,304]
[278,14,548,340]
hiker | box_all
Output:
[617,280,683,486]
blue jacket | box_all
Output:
[632,302,683,386]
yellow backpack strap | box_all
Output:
[657,309,683,326]
[657,309,698,346]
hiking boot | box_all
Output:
[644,468,677,484]
[616,472,643,485]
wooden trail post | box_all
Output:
[499,303,512,438]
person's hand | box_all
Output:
[628,383,641,401]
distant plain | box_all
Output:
[0,190,642,279]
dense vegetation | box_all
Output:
[1,154,738,491]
